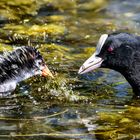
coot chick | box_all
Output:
[78,33,140,97]
[0,46,53,93]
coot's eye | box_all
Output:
[107,46,114,52]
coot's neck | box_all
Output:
[121,70,140,97]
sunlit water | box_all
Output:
[0,0,140,140]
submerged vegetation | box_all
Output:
[0,0,140,139]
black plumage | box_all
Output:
[79,33,140,97]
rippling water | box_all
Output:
[0,0,140,140]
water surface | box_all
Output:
[0,0,140,139]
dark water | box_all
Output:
[0,0,140,139]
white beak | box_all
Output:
[78,34,108,74]
[78,54,103,74]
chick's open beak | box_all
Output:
[42,66,54,78]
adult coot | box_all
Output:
[78,33,140,97]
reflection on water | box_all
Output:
[0,0,140,139]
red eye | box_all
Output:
[107,46,114,52]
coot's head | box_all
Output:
[78,33,140,97]
[79,33,139,74]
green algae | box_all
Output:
[0,0,138,139]
[0,43,13,52]
[94,105,140,139]
[0,0,76,20]
[0,0,38,20]
[2,23,66,40]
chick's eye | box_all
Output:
[38,61,42,65]
[107,46,114,52]
[36,60,42,66]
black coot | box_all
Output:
[79,33,140,97]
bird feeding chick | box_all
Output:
[0,46,53,93]
[79,33,140,97]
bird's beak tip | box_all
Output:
[42,66,54,78]
[78,66,83,74]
